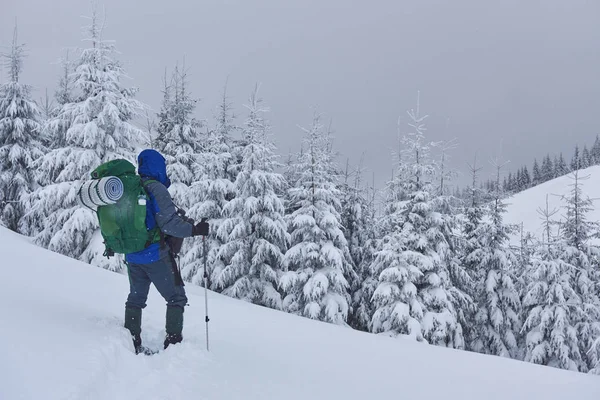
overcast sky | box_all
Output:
[3,0,600,190]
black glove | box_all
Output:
[192,218,209,236]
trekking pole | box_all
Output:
[203,234,210,351]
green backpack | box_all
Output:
[90,159,161,257]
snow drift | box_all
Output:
[0,226,598,400]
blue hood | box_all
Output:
[137,149,171,188]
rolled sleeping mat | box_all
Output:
[77,176,124,210]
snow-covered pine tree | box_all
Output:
[153,62,203,209]
[282,149,302,216]
[183,84,237,287]
[280,110,355,324]
[350,173,378,332]
[571,145,581,171]
[0,25,44,232]
[340,158,377,331]
[556,170,600,372]
[154,67,173,147]
[555,152,568,177]
[522,166,531,188]
[532,159,541,186]
[541,154,554,182]
[591,135,600,166]
[515,169,523,192]
[521,194,584,371]
[434,138,472,347]
[582,146,591,169]
[22,9,149,271]
[469,161,522,358]
[213,85,288,309]
[38,89,55,148]
[457,156,486,346]
[371,94,462,347]
[591,338,600,374]
[437,138,458,196]
[47,52,74,151]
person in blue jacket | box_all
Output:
[124,149,208,354]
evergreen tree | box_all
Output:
[552,155,560,179]
[591,135,600,166]
[557,170,600,371]
[507,172,514,192]
[213,85,288,309]
[571,145,581,171]
[153,62,203,209]
[350,175,378,332]
[555,153,570,177]
[541,154,554,182]
[38,89,55,148]
[522,166,531,188]
[582,146,591,169]
[469,162,521,358]
[521,195,583,371]
[370,95,462,347]
[282,149,302,216]
[183,85,237,287]
[0,25,44,232]
[532,159,541,186]
[22,10,149,271]
[459,157,485,347]
[50,52,74,149]
[515,169,523,191]
[280,111,355,324]
[340,159,376,331]
[155,68,174,149]
[437,138,458,196]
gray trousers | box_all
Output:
[125,252,187,310]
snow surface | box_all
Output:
[0,227,598,400]
[505,165,600,245]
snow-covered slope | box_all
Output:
[504,165,600,245]
[0,227,598,400]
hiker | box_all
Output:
[123,149,209,353]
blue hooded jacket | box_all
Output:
[138,149,171,188]
[125,149,193,264]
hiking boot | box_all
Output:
[133,334,143,354]
[164,333,183,349]
[164,306,184,349]
[125,307,143,352]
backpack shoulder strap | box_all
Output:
[139,178,166,248]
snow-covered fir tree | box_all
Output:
[591,135,600,166]
[468,161,522,358]
[280,110,355,324]
[46,52,74,151]
[0,25,44,232]
[282,149,303,216]
[21,10,149,271]
[541,154,555,182]
[571,145,581,171]
[37,89,55,148]
[340,159,377,331]
[456,157,488,345]
[582,146,591,169]
[532,159,541,186]
[213,85,288,309]
[556,170,600,372]
[521,195,584,371]
[371,95,462,347]
[153,62,204,209]
[183,85,237,287]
